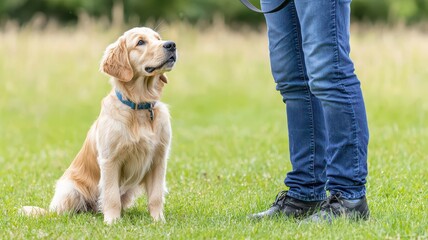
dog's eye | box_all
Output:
[136,40,146,46]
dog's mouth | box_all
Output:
[145,54,176,74]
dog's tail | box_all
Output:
[19,206,48,216]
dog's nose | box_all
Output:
[163,41,176,52]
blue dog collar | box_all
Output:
[115,90,156,120]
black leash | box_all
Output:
[239,0,291,14]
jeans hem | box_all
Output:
[286,190,327,202]
[330,189,366,200]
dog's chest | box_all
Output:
[118,124,159,193]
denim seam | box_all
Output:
[334,0,361,181]
[291,2,317,195]
[327,0,361,193]
[290,2,306,82]
[343,83,360,180]
[331,0,340,80]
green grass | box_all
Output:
[0,22,427,239]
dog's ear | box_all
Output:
[159,73,168,84]
[100,36,134,82]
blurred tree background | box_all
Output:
[0,0,427,27]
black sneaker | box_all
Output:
[302,192,370,223]
[249,191,323,219]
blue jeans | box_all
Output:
[261,0,369,200]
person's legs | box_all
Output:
[261,0,327,202]
[293,0,369,199]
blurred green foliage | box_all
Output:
[0,0,427,26]
[352,0,428,23]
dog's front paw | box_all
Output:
[104,211,121,225]
[151,211,166,223]
[104,215,120,225]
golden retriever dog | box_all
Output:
[20,27,177,224]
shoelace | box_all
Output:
[271,190,289,208]
[320,192,345,214]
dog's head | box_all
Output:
[100,27,177,83]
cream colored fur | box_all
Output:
[20,27,177,224]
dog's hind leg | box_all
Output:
[49,178,88,214]
[20,177,88,216]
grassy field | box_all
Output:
[0,21,427,239]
